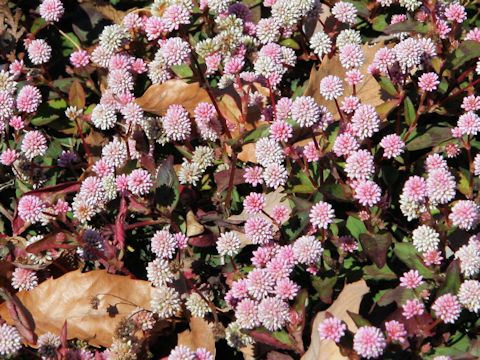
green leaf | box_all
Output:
[377,77,398,97]
[394,242,434,279]
[406,126,452,151]
[404,96,416,126]
[171,64,194,79]
[372,15,388,32]
[346,216,367,240]
[31,114,60,126]
[61,32,81,56]
[363,263,397,281]
[437,260,461,296]
[385,20,430,34]
[347,311,371,328]
[243,124,270,143]
[279,38,300,50]
[448,40,480,70]
[359,232,393,268]
[312,275,338,303]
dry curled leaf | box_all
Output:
[301,280,369,360]
[0,270,154,347]
[177,317,216,356]
[136,80,211,116]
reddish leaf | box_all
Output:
[26,181,81,199]
[188,232,216,247]
[2,292,37,344]
[214,168,246,193]
[25,232,76,254]
[249,330,296,351]
[114,196,128,249]
[69,80,86,109]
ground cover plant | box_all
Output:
[0,0,480,359]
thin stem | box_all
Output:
[58,28,81,51]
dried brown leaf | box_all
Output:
[304,43,389,119]
[177,317,216,356]
[0,270,154,347]
[136,80,211,116]
[186,211,204,237]
[301,280,369,360]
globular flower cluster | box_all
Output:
[1,0,480,358]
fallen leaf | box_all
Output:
[177,317,216,356]
[304,43,390,120]
[136,80,211,116]
[81,2,129,24]
[0,270,154,347]
[301,280,369,360]
[228,187,291,223]
[186,211,205,237]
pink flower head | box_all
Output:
[17,85,42,113]
[425,153,448,172]
[9,116,24,130]
[457,111,480,136]
[293,235,323,265]
[27,39,52,65]
[418,72,439,92]
[309,201,335,230]
[432,293,461,324]
[333,133,359,157]
[243,192,266,214]
[21,130,47,160]
[271,204,289,224]
[160,37,191,67]
[115,174,129,193]
[18,195,46,223]
[353,179,381,207]
[444,2,466,23]
[303,141,319,162]
[257,296,289,331]
[449,200,479,230]
[53,199,70,214]
[145,16,167,40]
[345,149,374,180]
[270,120,293,142]
[402,299,425,319]
[340,44,364,69]
[205,53,221,75]
[195,348,214,360]
[320,75,343,100]
[251,246,275,267]
[380,134,405,159]
[372,47,396,73]
[127,169,153,196]
[466,28,480,42]
[246,268,274,299]
[163,5,190,32]
[445,143,460,158]
[122,13,143,30]
[163,104,191,141]
[423,249,444,266]
[340,96,360,114]
[275,97,292,121]
[332,1,358,25]
[391,14,407,24]
[399,270,423,289]
[275,278,300,300]
[385,320,407,343]
[131,58,147,74]
[0,149,17,166]
[291,96,320,128]
[351,104,380,140]
[9,59,24,77]
[235,298,260,329]
[461,95,480,112]
[11,267,38,291]
[39,0,64,22]
[243,166,263,186]
[224,56,245,75]
[70,50,90,68]
[353,326,386,359]
[244,217,274,245]
[436,20,451,39]
[92,159,114,178]
[345,69,364,86]
[151,229,177,259]
[174,232,188,250]
[340,235,358,252]
[318,317,347,343]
